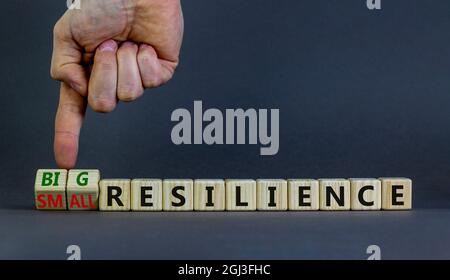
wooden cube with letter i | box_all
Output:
[34,169,68,210]
[67,169,100,210]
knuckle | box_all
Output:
[89,98,116,113]
[117,86,143,102]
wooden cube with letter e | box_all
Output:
[380,177,412,210]
[131,179,163,211]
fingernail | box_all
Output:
[99,41,116,52]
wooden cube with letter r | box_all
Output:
[35,169,68,210]
[67,169,100,210]
[99,179,131,211]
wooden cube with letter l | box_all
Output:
[67,169,100,210]
[319,179,351,210]
[35,169,68,210]
[163,179,194,211]
[380,177,412,210]
[226,179,256,211]
[99,179,131,211]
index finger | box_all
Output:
[54,82,87,169]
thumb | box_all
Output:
[54,82,87,169]
[50,21,88,96]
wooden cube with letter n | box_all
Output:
[163,179,193,211]
[381,178,412,210]
[350,178,381,210]
[226,179,256,211]
[194,179,225,211]
[67,169,100,210]
[131,179,162,211]
[35,169,67,210]
[288,179,319,210]
[319,179,350,210]
[257,179,287,211]
[99,179,131,211]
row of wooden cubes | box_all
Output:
[34,169,412,211]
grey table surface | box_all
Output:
[1,0,450,259]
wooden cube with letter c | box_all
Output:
[350,178,381,210]
[67,169,100,210]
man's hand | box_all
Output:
[51,0,184,168]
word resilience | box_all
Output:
[34,169,412,211]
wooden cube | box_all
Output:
[350,178,381,210]
[35,169,68,210]
[226,179,256,211]
[131,179,163,211]
[194,179,225,211]
[257,179,287,211]
[381,178,412,210]
[288,179,319,211]
[67,169,100,210]
[99,179,131,211]
[319,179,351,210]
[163,179,193,211]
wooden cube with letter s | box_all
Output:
[35,169,68,210]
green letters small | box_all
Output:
[76,171,89,186]
[42,172,60,187]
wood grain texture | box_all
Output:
[131,179,162,211]
[194,179,225,211]
[99,179,131,211]
[319,179,351,211]
[256,179,287,211]
[288,179,319,211]
[350,178,381,210]
[380,178,412,210]
[225,179,256,211]
[67,169,100,210]
[163,179,193,211]
[35,169,68,210]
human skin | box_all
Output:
[50,0,184,168]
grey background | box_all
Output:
[0,0,450,259]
